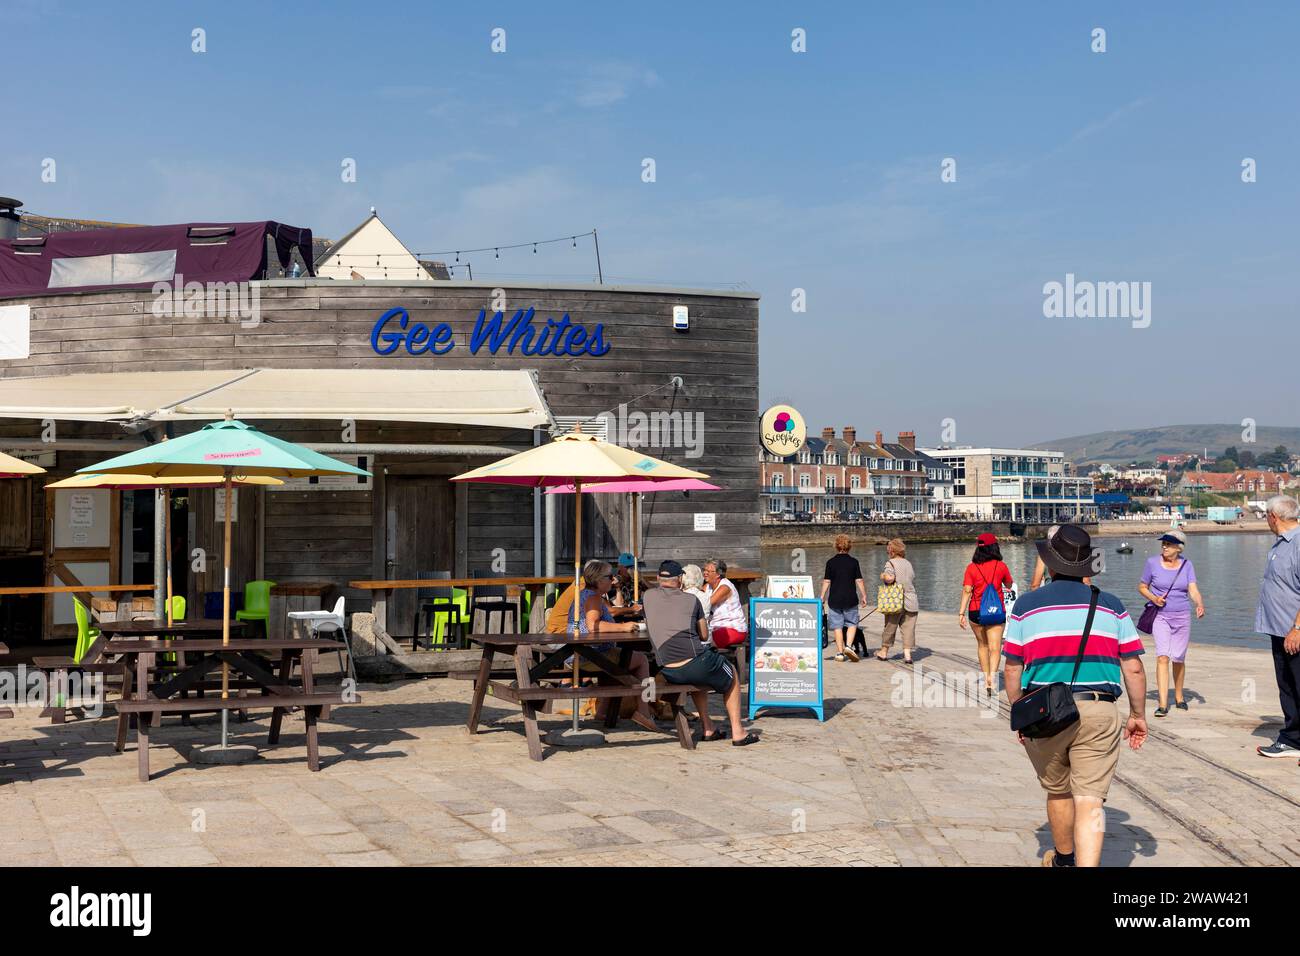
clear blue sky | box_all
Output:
[3,1,1295,447]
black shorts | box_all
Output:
[662,649,735,694]
[968,610,981,624]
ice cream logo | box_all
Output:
[760,405,806,456]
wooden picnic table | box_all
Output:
[0,584,154,596]
[466,632,711,761]
[108,636,347,781]
[351,569,761,635]
[85,618,249,668]
[32,619,252,724]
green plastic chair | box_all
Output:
[162,596,186,664]
[425,587,470,649]
[235,580,275,635]
[72,598,100,664]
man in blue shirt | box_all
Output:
[1255,495,1300,759]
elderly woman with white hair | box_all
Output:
[1137,529,1205,717]
[681,564,710,618]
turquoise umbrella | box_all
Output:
[80,417,370,749]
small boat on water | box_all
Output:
[1116,542,1134,554]
[1009,522,1027,538]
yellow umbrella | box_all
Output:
[453,430,708,744]
[45,472,282,628]
[0,450,45,478]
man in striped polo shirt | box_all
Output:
[1004,525,1148,868]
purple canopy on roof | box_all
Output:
[0,220,314,299]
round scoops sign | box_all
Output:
[760,404,806,456]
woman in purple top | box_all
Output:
[1137,531,1206,717]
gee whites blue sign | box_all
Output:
[370,307,611,358]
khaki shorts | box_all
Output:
[1022,700,1121,800]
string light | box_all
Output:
[416,229,596,258]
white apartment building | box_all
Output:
[918,446,1096,523]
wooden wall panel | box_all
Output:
[0,282,762,595]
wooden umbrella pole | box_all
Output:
[220,469,233,747]
[572,480,582,733]
[632,493,640,603]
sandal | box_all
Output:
[732,732,760,747]
[875,652,889,661]
[700,728,729,742]
[903,656,913,666]
[1174,700,1188,711]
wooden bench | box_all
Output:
[32,656,130,723]
[486,679,712,751]
[117,692,345,781]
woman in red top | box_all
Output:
[957,532,1014,696]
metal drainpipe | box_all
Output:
[533,428,542,579]
[153,487,166,617]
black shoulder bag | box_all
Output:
[1010,586,1100,739]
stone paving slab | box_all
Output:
[0,612,1296,866]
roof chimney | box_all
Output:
[843,426,856,445]
[0,197,21,241]
[898,431,916,451]
[821,427,835,441]
[875,430,883,446]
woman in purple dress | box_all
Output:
[1137,530,1206,717]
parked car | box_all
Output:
[884,510,912,521]
[793,511,812,522]
[779,511,799,522]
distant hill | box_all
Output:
[1038,424,1300,466]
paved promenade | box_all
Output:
[1,612,1296,866]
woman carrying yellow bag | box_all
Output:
[877,538,918,664]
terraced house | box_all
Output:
[760,427,928,518]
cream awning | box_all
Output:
[0,368,553,429]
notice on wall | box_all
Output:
[265,455,372,492]
[747,597,824,721]
[69,493,95,528]
[693,512,716,532]
[215,488,238,523]
[0,304,31,360]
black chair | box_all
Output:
[470,570,519,635]
[411,571,465,651]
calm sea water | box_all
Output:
[760,533,1273,648]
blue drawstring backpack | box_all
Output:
[977,564,1007,626]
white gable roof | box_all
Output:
[315,212,434,281]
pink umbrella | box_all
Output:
[546,478,722,599]
[544,478,720,495]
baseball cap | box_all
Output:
[976,532,998,547]
[658,559,684,578]
[1158,530,1187,546]
[617,552,636,568]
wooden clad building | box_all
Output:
[0,280,760,640]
